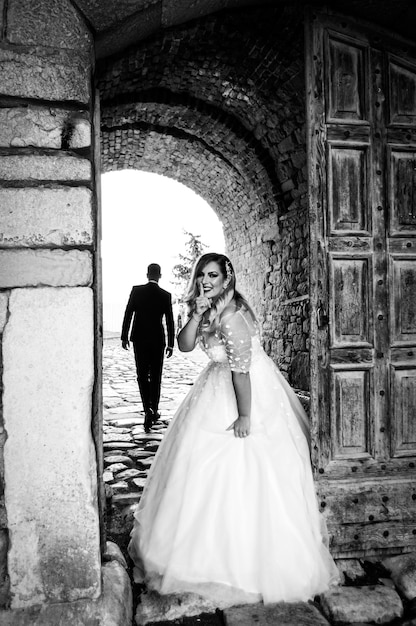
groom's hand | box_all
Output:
[166,346,173,358]
[122,340,130,350]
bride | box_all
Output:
[128,252,339,606]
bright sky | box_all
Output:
[101,170,225,332]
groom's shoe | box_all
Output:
[152,411,161,423]
[144,411,153,433]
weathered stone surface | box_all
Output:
[111,481,129,492]
[135,590,219,624]
[0,187,93,247]
[0,0,4,37]
[104,540,128,570]
[127,449,154,459]
[383,553,416,600]
[0,530,8,581]
[320,585,403,625]
[107,463,129,474]
[0,154,91,181]
[0,249,93,288]
[103,441,136,449]
[132,477,147,489]
[103,432,132,443]
[107,416,142,427]
[7,0,92,51]
[0,560,132,625]
[0,108,91,149]
[103,470,114,482]
[224,601,330,625]
[3,288,100,608]
[100,559,132,626]
[104,455,134,467]
[0,293,8,332]
[335,559,366,584]
[67,116,91,149]
[0,48,90,102]
[0,576,10,609]
[288,352,310,391]
[116,468,142,480]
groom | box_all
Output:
[121,263,175,432]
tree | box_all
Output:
[172,230,207,298]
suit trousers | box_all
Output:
[133,342,165,413]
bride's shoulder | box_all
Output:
[219,302,251,329]
[221,301,239,319]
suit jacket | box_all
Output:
[121,282,175,348]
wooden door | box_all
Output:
[306,9,416,557]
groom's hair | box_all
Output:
[147,263,161,279]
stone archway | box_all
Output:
[1,0,416,619]
[97,4,311,390]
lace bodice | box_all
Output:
[198,307,259,373]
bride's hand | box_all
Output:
[227,415,251,438]
[194,281,211,317]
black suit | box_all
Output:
[121,282,175,414]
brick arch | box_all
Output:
[98,4,310,385]
[101,90,280,214]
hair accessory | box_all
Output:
[223,259,233,289]
[225,260,233,282]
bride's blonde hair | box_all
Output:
[184,253,256,331]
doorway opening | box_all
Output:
[101,169,225,553]
[101,170,225,336]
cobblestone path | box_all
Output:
[103,336,224,624]
[103,335,208,527]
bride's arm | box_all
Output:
[178,282,210,352]
[222,308,253,437]
[230,371,251,437]
[177,313,202,352]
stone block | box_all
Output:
[0,49,90,103]
[7,0,92,51]
[0,249,93,288]
[104,541,128,569]
[335,559,366,584]
[65,115,91,149]
[0,187,93,247]
[3,288,100,607]
[0,108,91,149]
[224,602,330,625]
[383,553,416,600]
[0,560,132,625]
[0,293,8,332]
[320,585,403,625]
[100,559,132,625]
[0,576,10,609]
[0,529,8,580]
[135,589,218,624]
[0,154,91,181]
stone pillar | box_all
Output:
[0,0,102,610]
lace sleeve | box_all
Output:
[220,309,253,373]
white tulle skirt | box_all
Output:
[128,342,339,606]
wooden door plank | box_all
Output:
[306,8,416,556]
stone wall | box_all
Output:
[0,0,101,609]
[269,208,310,390]
[97,6,309,388]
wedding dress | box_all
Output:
[128,307,339,606]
